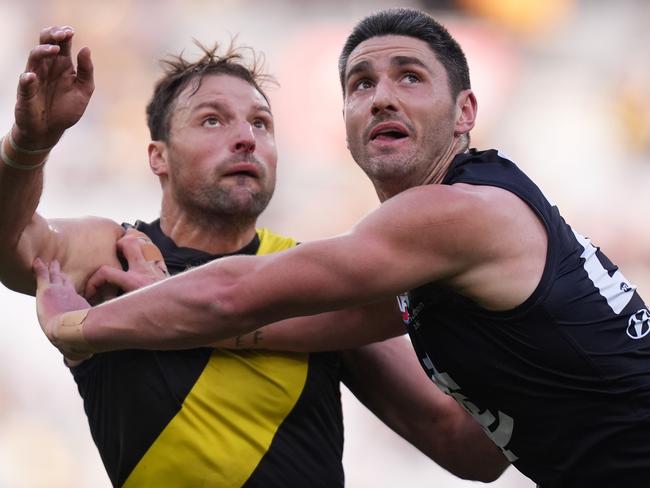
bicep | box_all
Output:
[250,188,474,312]
[0,215,123,295]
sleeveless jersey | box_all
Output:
[70,220,343,487]
[400,149,650,487]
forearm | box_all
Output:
[0,126,48,254]
[213,300,404,352]
[43,233,404,354]
[75,255,270,352]
[342,338,508,482]
[408,397,509,482]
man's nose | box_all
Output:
[230,121,256,153]
[371,79,398,116]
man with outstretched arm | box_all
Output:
[1,24,506,487]
[35,8,650,488]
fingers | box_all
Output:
[17,71,38,100]
[33,257,50,291]
[48,259,63,285]
[85,265,130,299]
[84,265,142,299]
[119,231,150,266]
[55,26,74,58]
[38,26,74,52]
[28,25,73,74]
[24,44,60,76]
[33,258,71,292]
[23,26,75,90]
[76,47,94,94]
[119,229,168,275]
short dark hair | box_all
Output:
[338,8,470,97]
[146,41,273,141]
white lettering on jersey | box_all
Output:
[421,352,519,462]
[572,230,635,314]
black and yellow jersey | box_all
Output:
[70,220,343,487]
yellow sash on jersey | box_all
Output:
[124,229,307,488]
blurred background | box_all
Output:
[0,0,649,486]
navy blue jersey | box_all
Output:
[400,149,650,487]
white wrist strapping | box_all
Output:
[7,130,54,154]
[0,135,48,170]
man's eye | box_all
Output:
[203,117,221,127]
[354,79,373,91]
[252,118,268,129]
[403,73,420,84]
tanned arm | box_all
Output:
[35,181,545,357]
[342,337,509,482]
[0,27,123,296]
[212,299,405,352]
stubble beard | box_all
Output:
[173,174,274,228]
[352,128,453,191]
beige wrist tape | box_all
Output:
[126,230,168,272]
[54,309,91,352]
[138,241,164,263]
[0,134,48,170]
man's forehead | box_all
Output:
[345,34,437,73]
[176,74,270,112]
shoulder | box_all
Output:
[47,216,124,240]
[354,182,545,299]
[363,183,521,239]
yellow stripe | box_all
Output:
[256,228,297,254]
[124,230,307,488]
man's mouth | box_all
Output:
[223,163,260,178]
[368,122,409,142]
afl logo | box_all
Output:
[627,309,650,339]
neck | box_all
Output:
[159,198,258,254]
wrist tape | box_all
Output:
[53,309,92,357]
[0,133,48,170]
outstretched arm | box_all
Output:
[0,26,120,295]
[35,183,544,357]
[213,299,404,352]
[83,229,404,351]
[343,337,509,482]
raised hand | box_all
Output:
[13,26,94,150]
[85,229,169,303]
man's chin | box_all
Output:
[218,192,271,218]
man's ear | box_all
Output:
[148,141,168,176]
[454,89,478,136]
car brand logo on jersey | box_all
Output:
[627,309,650,339]
[396,294,410,324]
